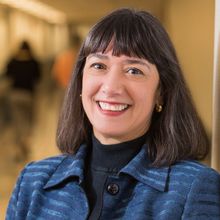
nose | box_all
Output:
[101,67,124,96]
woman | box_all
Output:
[7,8,220,220]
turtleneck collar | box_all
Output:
[90,134,147,173]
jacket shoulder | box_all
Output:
[173,160,219,174]
[20,155,68,186]
[174,161,220,218]
[170,160,220,187]
[6,155,70,219]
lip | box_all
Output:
[96,100,130,116]
[97,100,130,104]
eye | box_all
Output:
[127,67,144,75]
[90,63,106,70]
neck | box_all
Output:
[89,133,147,171]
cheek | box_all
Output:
[134,84,158,100]
[82,74,100,102]
[82,74,92,96]
[135,86,159,110]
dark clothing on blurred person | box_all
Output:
[6,57,40,93]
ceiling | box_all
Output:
[38,0,164,24]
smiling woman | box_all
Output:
[6,8,220,220]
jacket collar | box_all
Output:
[44,144,87,189]
[120,145,169,192]
[44,144,169,192]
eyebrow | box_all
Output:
[124,59,150,69]
[87,53,108,60]
[87,53,150,69]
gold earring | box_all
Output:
[156,104,162,112]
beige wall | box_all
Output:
[163,0,215,141]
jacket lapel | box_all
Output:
[43,144,87,189]
[120,145,169,192]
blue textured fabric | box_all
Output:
[6,144,220,219]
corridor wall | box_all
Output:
[163,0,215,166]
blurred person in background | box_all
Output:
[6,9,220,219]
[51,32,81,107]
[5,40,41,161]
[52,33,80,89]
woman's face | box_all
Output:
[82,48,160,144]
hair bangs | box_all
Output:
[83,12,155,64]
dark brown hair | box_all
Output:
[56,8,208,167]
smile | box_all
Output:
[98,101,129,112]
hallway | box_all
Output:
[0,0,219,218]
[0,77,61,219]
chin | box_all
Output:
[94,129,131,143]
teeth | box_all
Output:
[99,102,128,111]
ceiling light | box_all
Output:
[0,0,66,24]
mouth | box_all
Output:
[97,101,130,112]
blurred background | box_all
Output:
[0,0,219,218]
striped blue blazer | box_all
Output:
[6,144,220,219]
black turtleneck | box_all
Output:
[83,134,147,220]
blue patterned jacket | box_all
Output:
[6,144,220,220]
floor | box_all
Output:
[0,80,61,219]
